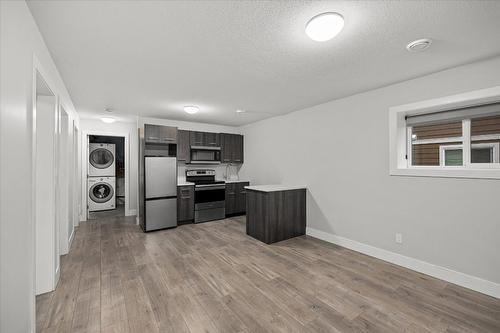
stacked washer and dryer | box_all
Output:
[88,143,116,212]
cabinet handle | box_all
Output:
[147,136,159,140]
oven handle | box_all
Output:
[195,185,226,191]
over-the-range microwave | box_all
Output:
[190,146,221,164]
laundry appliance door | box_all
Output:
[89,182,114,203]
[89,148,114,169]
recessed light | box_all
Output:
[101,117,116,124]
[236,109,246,113]
[406,38,432,52]
[184,105,199,114]
[305,12,344,42]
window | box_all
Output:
[389,86,500,179]
[408,113,500,168]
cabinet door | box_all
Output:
[177,186,194,221]
[236,182,249,213]
[225,183,237,215]
[204,132,219,147]
[177,130,190,162]
[190,131,204,146]
[220,134,233,163]
[160,126,177,144]
[233,135,244,164]
[144,124,161,143]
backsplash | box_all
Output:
[177,162,241,182]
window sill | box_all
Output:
[390,167,500,180]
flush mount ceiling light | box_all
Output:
[101,117,116,124]
[406,38,432,52]
[305,12,344,42]
[184,105,199,114]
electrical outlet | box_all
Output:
[395,233,403,244]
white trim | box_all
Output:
[81,130,131,220]
[68,226,75,249]
[412,137,463,145]
[412,134,500,146]
[306,227,500,299]
[390,85,500,179]
[128,209,137,216]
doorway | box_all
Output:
[34,71,59,295]
[87,135,126,220]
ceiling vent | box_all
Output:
[406,38,432,52]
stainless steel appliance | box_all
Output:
[186,169,225,223]
[139,125,178,232]
[190,146,221,164]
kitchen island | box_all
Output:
[245,185,306,244]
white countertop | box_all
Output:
[177,180,195,186]
[218,179,250,183]
[244,185,307,192]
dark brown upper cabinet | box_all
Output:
[190,131,220,147]
[204,132,220,147]
[190,131,204,146]
[221,133,244,164]
[177,130,190,162]
[144,124,177,144]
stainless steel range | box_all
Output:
[186,169,225,223]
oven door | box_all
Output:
[194,184,225,209]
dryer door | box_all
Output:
[89,148,114,169]
[89,182,114,203]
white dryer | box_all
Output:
[88,177,116,211]
[88,143,115,176]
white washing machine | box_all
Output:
[88,143,115,177]
[88,177,116,211]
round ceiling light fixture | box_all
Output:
[305,12,344,42]
[406,38,432,52]
[101,117,116,124]
[184,105,199,114]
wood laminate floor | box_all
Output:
[36,215,500,333]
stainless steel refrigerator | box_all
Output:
[143,156,177,231]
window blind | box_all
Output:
[406,102,500,126]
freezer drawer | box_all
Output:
[145,157,177,198]
[145,198,177,231]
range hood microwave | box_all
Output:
[190,146,221,164]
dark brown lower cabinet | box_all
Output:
[246,188,306,244]
[225,181,249,216]
[177,185,194,223]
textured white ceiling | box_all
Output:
[28,1,500,126]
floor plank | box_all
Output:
[37,215,500,332]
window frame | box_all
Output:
[439,144,464,167]
[389,85,500,179]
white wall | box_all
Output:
[240,56,500,293]
[0,2,79,332]
[35,96,58,295]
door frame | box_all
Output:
[81,130,130,221]
[31,56,60,327]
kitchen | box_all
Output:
[138,123,306,245]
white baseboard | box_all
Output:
[127,209,137,217]
[136,216,139,225]
[306,227,500,299]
